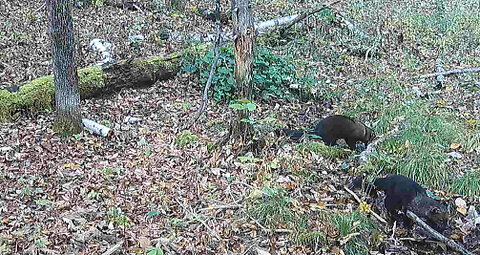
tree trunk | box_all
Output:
[47,0,83,136]
[232,0,256,137]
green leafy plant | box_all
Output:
[108,207,132,227]
[450,169,480,196]
[229,100,257,125]
[247,188,295,228]
[146,247,164,255]
[35,200,54,206]
[176,130,198,147]
[184,46,298,102]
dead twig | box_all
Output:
[175,198,222,240]
[344,186,387,224]
[198,204,243,212]
[186,0,222,130]
[416,67,480,79]
[339,232,360,246]
[406,210,473,255]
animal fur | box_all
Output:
[352,174,448,231]
[282,115,375,150]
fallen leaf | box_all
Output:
[137,237,151,248]
[450,143,461,150]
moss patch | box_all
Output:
[18,75,55,113]
[0,90,19,121]
[0,75,55,121]
[78,66,105,98]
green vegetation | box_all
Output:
[176,130,198,147]
[338,76,470,189]
[247,187,376,252]
[333,212,376,255]
[108,207,132,227]
[296,142,352,159]
[184,46,301,102]
[247,187,326,246]
[450,169,480,196]
[247,188,296,228]
[146,247,164,255]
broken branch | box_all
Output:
[281,1,342,33]
[406,210,473,255]
[186,0,222,130]
[416,67,480,79]
[82,118,112,137]
[344,186,387,224]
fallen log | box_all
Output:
[82,118,112,137]
[406,210,473,255]
[0,54,180,121]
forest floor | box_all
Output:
[1,0,480,254]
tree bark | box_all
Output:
[232,0,256,137]
[47,0,83,136]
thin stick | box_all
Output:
[406,210,473,255]
[344,186,387,224]
[198,204,242,212]
[186,0,222,129]
[416,67,480,79]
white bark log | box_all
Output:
[82,118,112,137]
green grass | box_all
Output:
[247,187,328,247]
[296,142,352,159]
[334,75,469,189]
[332,212,375,255]
[449,169,480,196]
[377,100,467,188]
[247,188,296,229]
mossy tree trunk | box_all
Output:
[47,0,83,136]
[232,0,256,139]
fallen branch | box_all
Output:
[186,0,222,130]
[344,186,387,224]
[82,118,112,137]
[406,210,473,255]
[169,3,358,43]
[360,125,400,164]
[281,1,342,34]
[416,67,480,79]
[339,232,360,246]
[198,204,242,212]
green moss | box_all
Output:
[78,66,105,98]
[17,75,54,113]
[132,59,153,79]
[0,75,55,121]
[0,90,19,121]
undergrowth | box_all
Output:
[333,212,376,255]
[183,46,312,102]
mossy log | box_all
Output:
[0,54,180,121]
